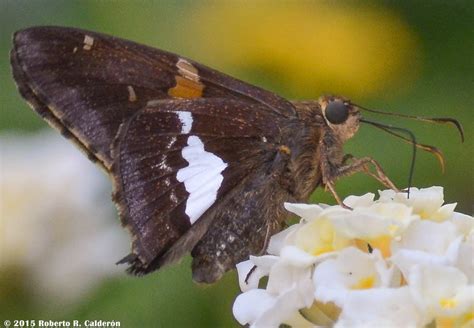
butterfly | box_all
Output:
[10,26,463,283]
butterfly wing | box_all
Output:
[112,98,287,273]
[11,26,296,170]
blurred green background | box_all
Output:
[1,1,472,327]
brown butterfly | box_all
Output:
[11,26,463,283]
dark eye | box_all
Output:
[325,100,349,124]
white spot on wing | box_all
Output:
[127,85,137,102]
[176,58,200,82]
[177,111,193,134]
[177,136,227,224]
[170,190,179,204]
[167,136,177,148]
[83,35,94,50]
[146,99,162,107]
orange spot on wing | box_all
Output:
[278,145,291,155]
[168,76,204,99]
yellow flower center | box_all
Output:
[295,218,350,255]
[461,312,474,325]
[351,276,375,290]
[435,312,474,328]
[355,235,392,258]
[440,298,458,309]
[435,317,454,328]
[388,224,399,235]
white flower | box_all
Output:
[313,247,396,307]
[456,232,474,283]
[235,230,318,326]
[283,202,325,222]
[379,186,457,221]
[233,279,314,327]
[331,202,417,257]
[288,205,353,257]
[408,263,474,325]
[335,286,426,328]
[1,132,129,304]
[232,186,473,327]
[390,220,464,280]
[236,255,278,291]
[266,221,303,256]
[343,192,376,208]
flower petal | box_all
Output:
[335,287,426,327]
[236,260,257,291]
[392,220,459,256]
[379,186,446,220]
[266,260,314,302]
[284,202,324,221]
[455,234,474,283]
[232,289,276,325]
[343,193,375,208]
[280,245,318,267]
[313,247,393,306]
[408,263,470,318]
[267,223,302,255]
[256,279,315,327]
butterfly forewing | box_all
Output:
[11,26,296,171]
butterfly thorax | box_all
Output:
[284,99,360,201]
[277,101,325,201]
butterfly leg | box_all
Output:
[321,153,400,207]
[341,153,354,164]
[325,181,346,207]
[328,156,400,191]
[355,157,399,191]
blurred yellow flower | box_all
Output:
[185,2,419,99]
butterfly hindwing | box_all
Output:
[191,167,291,283]
[11,26,296,170]
[112,98,285,273]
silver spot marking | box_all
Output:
[127,85,137,102]
[261,136,268,143]
[83,35,94,50]
[176,136,227,224]
[146,99,162,107]
[166,136,177,148]
[72,46,78,53]
[176,58,200,82]
[170,190,178,204]
[177,111,193,134]
[163,177,171,188]
[157,162,173,174]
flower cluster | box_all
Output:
[233,187,473,327]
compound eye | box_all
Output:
[325,100,349,124]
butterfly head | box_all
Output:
[319,96,361,142]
